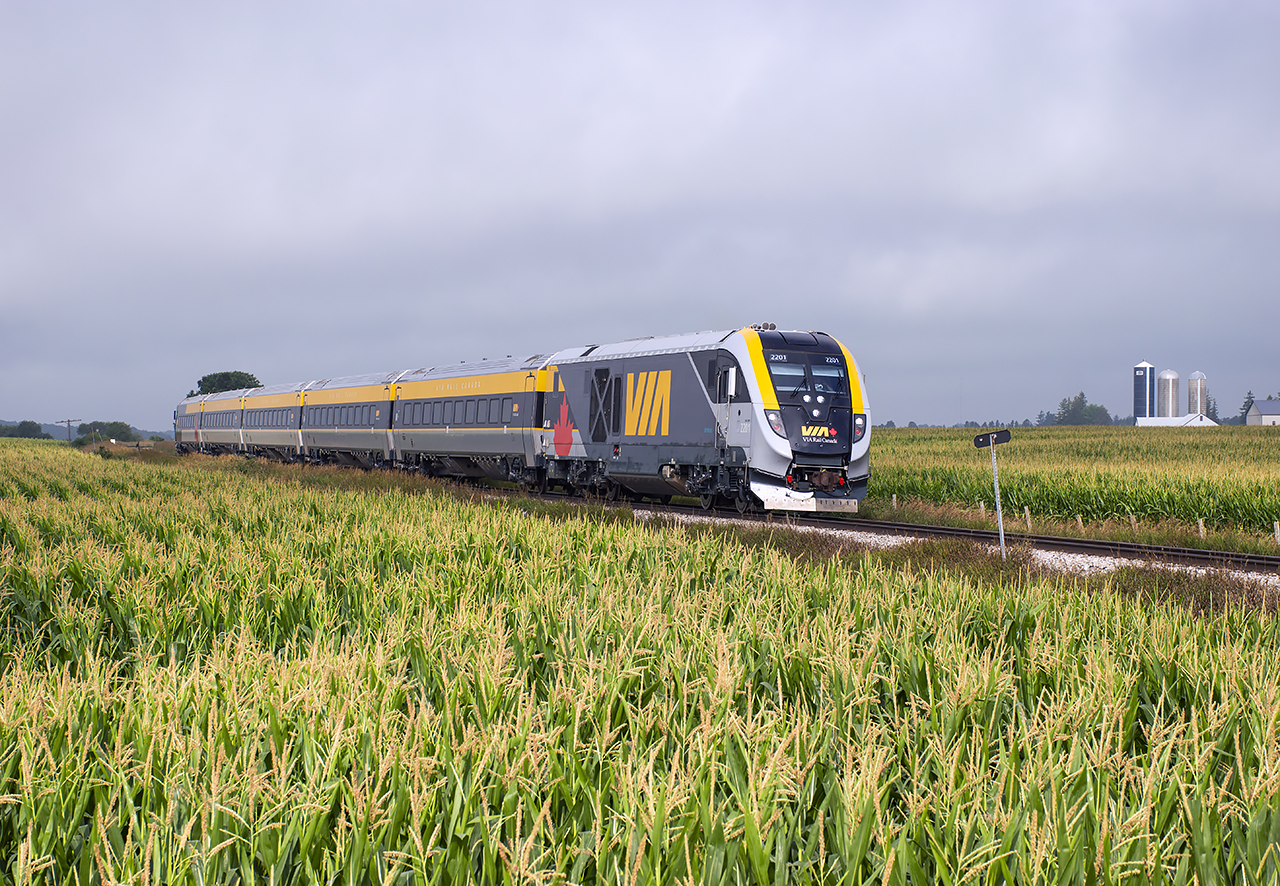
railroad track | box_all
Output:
[505,488,1280,574]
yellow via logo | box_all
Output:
[625,371,672,436]
[802,425,834,437]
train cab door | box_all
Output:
[710,351,748,453]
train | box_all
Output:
[174,325,871,512]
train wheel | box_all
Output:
[699,494,715,510]
[606,483,620,502]
[735,496,751,515]
[659,495,672,505]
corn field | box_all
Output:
[870,426,1280,532]
[4,438,1280,884]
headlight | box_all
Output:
[766,410,786,437]
[853,414,866,442]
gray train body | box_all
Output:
[174,326,872,512]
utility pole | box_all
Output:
[55,419,82,442]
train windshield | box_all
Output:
[765,352,848,400]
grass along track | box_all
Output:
[8,439,1280,882]
[867,425,1280,542]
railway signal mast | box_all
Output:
[974,429,1012,559]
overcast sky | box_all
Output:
[3,1,1277,430]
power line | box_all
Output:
[54,418,81,442]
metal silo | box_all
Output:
[1157,370,1180,417]
[1187,371,1207,416]
[1133,361,1155,418]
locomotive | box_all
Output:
[174,325,871,512]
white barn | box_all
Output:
[1246,400,1280,426]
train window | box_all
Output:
[362,405,370,425]
[490,398,500,423]
[465,400,476,424]
[476,398,488,424]
[455,400,464,422]
[433,402,443,424]
[414,402,423,425]
[502,397,513,423]
[443,401,454,424]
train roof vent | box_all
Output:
[780,331,817,346]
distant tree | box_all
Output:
[1053,392,1112,426]
[0,420,53,439]
[1021,419,1032,427]
[77,421,139,442]
[149,435,165,442]
[191,371,262,397]
[1036,411,1055,427]
[907,421,919,428]
[1206,395,1220,423]
[882,420,896,428]
[1239,391,1255,424]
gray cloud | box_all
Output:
[2,1,1278,430]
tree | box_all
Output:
[190,371,262,397]
[77,421,139,442]
[1206,395,1220,423]
[0,420,53,439]
[1239,391,1255,424]
[1053,392,1113,426]
[1036,411,1055,426]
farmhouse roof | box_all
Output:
[1249,399,1280,415]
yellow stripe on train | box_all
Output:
[625,371,671,436]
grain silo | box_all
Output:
[1187,371,1207,416]
[1133,361,1155,418]
[1157,370,1180,418]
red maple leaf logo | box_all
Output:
[553,400,574,456]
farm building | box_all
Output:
[1246,400,1280,426]
[1136,413,1218,427]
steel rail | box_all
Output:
[503,487,1280,574]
